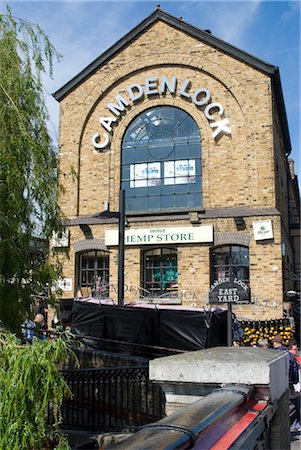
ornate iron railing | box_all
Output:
[49,366,165,432]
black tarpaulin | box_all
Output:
[58,298,74,327]
[158,309,210,350]
[104,307,156,345]
[71,301,227,356]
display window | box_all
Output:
[211,245,249,283]
[77,250,109,297]
[143,247,178,298]
[121,106,202,213]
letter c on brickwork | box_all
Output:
[92,132,110,150]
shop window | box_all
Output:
[211,245,249,283]
[143,247,178,298]
[77,250,109,297]
[122,106,202,213]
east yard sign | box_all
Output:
[209,278,250,304]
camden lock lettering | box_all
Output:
[92,75,231,150]
[209,278,250,304]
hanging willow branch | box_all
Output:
[0,331,77,449]
[0,5,65,332]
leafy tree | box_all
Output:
[0,6,64,332]
[0,331,75,449]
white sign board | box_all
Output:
[252,220,273,241]
[105,225,213,246]
[56,278,73,292]
[52,230,69,248]
[130,162,161,187]
[164,160,196,185]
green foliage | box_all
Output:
[0,5,65,331]
[0,331,76,449]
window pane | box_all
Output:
[143,248,178,298]
[122,166,130,181]
[122,149,133,164]
[211,246,249,284]
[213,247,230,265]
[122,106,202,212]
[133,186,148,197]
[87,253,95,269]
[81,255,88,268]
[148,195,161,210]
[175,143,188,159]
[174,193,187,208]
[131,196,145,211]
[134,147,148,163]
[187,142,200,158]
[78,251,109,297]
[233,266,249,280]
[162,248,175,255]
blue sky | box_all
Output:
[1,0,300,180]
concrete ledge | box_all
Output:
[150,347,288,403]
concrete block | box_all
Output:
[150,347,288,402]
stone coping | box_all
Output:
[150,347,288,402]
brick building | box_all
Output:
[53,9,300,321]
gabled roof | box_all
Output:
[53,8,291,154]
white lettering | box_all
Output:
[160,75,177,94]
[107,94,129,116]
[99,116,117,133]
[191,88,211,106]
[205,102,224,120]
[127,83,144,102]
[179,78,191,98]
[92,75,232,148]
[210,118,231,139]
[92,132,110,149]
[209,278,230,293]
[145,77,159,95]
[234,278,249,291]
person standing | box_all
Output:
[21,317,36,343]
[273,335,300,432]
[33,313,47,341]
[288,339,301,432]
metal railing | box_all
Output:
[48,366,165,432]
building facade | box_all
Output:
[53,9,300,321]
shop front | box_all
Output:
[52,8,299,322]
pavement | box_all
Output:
[290,430,301,449]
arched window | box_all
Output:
[77,250,109,297]
[143,247,178,298]
[121,106,202,212]
[211,245,249,284]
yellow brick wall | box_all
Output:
[58,21,275,218]
[56,20,287,321]
[56,213,283,320]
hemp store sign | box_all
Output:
[209,278,250,304]
[105,225,213,246]
[92,75,231,150]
